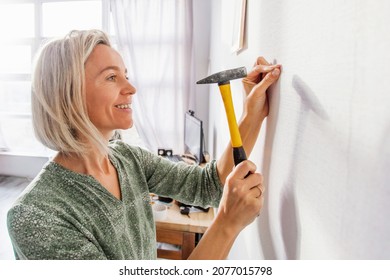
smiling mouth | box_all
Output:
[115,103,131,109]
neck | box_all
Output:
[54,149,111,176]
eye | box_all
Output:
[125,75,129,80]
[107,74,116,81]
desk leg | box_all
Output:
[181,232,195,259]
[156,229,196,260]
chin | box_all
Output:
[119,121,134,130]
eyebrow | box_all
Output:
[98,66,128,75]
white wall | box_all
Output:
[205,0,390,259]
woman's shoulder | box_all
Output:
[108,140,173,175]
[109,140,155,160]
[9,161,83,209]
[109,139,144,153]
[7,164,60,222]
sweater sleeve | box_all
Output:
[7,204,107,260]
[114,142,224,208]
[148,159,223,208]
[132,144,223,207]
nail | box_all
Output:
[272,68,280,76]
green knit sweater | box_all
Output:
[7,140,223,260]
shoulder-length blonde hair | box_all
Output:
[32,29,113,156]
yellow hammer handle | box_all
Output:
[218,83,243,148]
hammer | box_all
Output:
[197,67,248,166]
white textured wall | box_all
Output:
[206,0,390,259]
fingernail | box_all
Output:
[272,68,280,76]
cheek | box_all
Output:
[86,103,99,122]
[85,90,113,123]
[87,98,112,122]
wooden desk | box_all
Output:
[155,201,214,259]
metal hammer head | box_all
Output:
[196,66,247,85]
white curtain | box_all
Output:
[110,0,194,154]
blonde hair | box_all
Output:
[32,29,112,156]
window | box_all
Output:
[0,0,119,155]
[42,1,103,37]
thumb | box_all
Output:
[233,160,257,179]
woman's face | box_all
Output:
[84,44,136,139]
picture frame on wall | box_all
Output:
[231,0,247,53]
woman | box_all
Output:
[7,30,281,259]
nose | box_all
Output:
[121,79,136,95]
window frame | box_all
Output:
[0,0,113,113]
[0,0,113,154]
